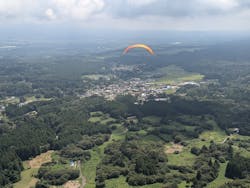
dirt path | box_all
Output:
[63,181,81,188]
[165,143,183,154]
[29,150,54,168]
[78,161,86,188]
[221,135,232,144]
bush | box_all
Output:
[38,169,80,185]
[35,181,49,188]
[191,147,200,156]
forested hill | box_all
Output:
[1,92,250,187]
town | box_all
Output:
[80,77,200,103]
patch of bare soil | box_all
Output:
[165,143,183,154]
[63,180,81,188]
[27,178,38,188]
[28,150,54,168]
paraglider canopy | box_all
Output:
[123,44,154,55]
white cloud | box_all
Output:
[0,0,37,19]
[0,0,105,21]
[50,0,105,20]
[127,0,157,6]
[0,0,250,30]
[202,0,239,11]
[45,8,56,20]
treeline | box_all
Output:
[95,140,168,187]
[0,149,23,186]
[60,134,110,160]
[0,56,106,98]
[148,116,214,142]
[0,97,111,187]
[191,142,233,187]
[37,168,79,186]
[225,154,250,179]
[105,94,250,137]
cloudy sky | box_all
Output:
[1,0,250,30]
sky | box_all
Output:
[1,0,250,33]
[0,0,250,41]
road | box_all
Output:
[78,161,86,188]
[221,135,232,144]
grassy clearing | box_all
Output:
[233,134,250,141]
[88,116,103,123]
[100,117,116,125]
[82,140,115,188]
[206,162,232,188]
[167,125,227,167]
[81,74,113,81]
[105,176,131,188]
[90,111,104,116]
[165,88,176,94]
[142,116,161,124]
[199,130,227,143]
[142,134,162,142]
[167,148,196,166]
[230,134,250,158]
[82,147,103,188]
[14,151,54,188]
[88,111,116,125]
[188,124,227,149]
[178,181,192,188]
[13,167,38,188]
[154,65,204,85]
[105,176,163,188]
[155,74,203,84]
[24,96,51,104]
[232,145,250,158]
[1,96,19,104]
[82,123,127,188]
[111,124,127,141]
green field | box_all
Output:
[206,162,232,188]
[167,147,196,166]
[88,111,116,125]
[142,116,161,124]
[82,123,127,188]
[82,147,103,188]
[82,74,113,81]
[154,65,204,85]
[0,96,19,104]
[13,163,38,188]
[24,96,51,104]
[105,176,163,188]
[178,181,192,188]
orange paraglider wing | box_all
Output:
[123,44,154,55]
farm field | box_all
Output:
[154,65,204,85]
[13,151,54,188]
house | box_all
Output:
[0,105,5,112]
[233,128,240,134]
[70,161,77,168]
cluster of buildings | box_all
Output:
[81,78,177,102]
[0,105,5,121]
[0,105,5,112]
